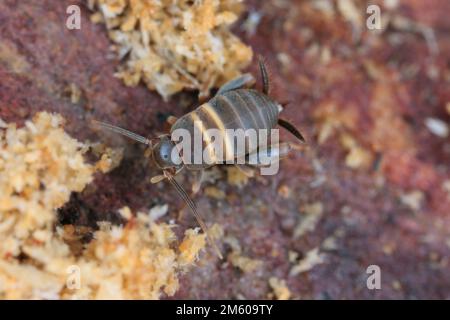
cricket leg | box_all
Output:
[246,142,293,167]
[216,73,255,95]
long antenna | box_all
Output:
[92,120,152,146]
[166,172,223,259]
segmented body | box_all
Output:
[171,89,280,169]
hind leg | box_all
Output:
[216,73,255,95]
[246,142,293,167]
[247,142,294,176]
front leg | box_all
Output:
[216,73,255,95]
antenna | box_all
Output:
[165,172,223,259]
[92,120,152,146]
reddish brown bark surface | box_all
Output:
[1,0,449,299]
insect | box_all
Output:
[93,58,305,259]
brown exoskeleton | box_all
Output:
[94,58,305,258]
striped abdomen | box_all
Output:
[170,89,280,169]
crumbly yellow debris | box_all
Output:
[226,166,249,188]
[289,248,324,276]
[90,142,124,173]
[0,112,204,299]
[89,0,253,100]
[178,228,206,266]
[321,236,338,251]
[400,190,424,211]
[337,0,363,30]
[208,223,224,240]
[293,202,324,239]
[224,236,261,273]
[228,252,261,273]
[314,102,358,145]
[315,104,373,169]
[204,186,226,200]
[0,40,31,75]
[64,83,82,104]
[268,277,291,300]
[0,112,95,260]
[74,212,205,299]
[277,184,292,199]
[340,134,373,169]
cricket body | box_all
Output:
[93,57,305,259]
[171,86,282,170]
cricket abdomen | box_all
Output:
[171,89,280,169]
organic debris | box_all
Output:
[178,228,206,266]
[293,202,324,239]
[89,142,124,173]
[340,134,373,169]
[209,223,225,240]
[0,112,98,262]
[226,166,250,188]
[290,248,325,276]
[89,0,253,100]
[148,203,169,221]
[268,277,291,300]
[424,118,449,138]
[224,236,261,273]
[72,213,205,299]
[400,190,425,211]
[0,113,204,299]
[204,186,226,200]
[277,184,292,199]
